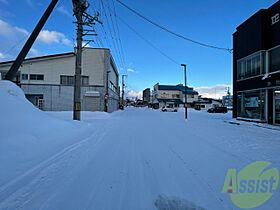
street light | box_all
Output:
[181,64,187,119]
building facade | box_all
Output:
[194,98,223,111]
[152,83,199,108]
[233,1,280,124]
[0,48,119,113]
[142,88,151,104]
[222,94,233,108]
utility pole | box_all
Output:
[121,75,127,106]
[72,0,85,121]
[105,71,110,112]
[72,0,102,120]
[181,64,187,119]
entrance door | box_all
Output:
[275,90,280,124]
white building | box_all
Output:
[0,48,119,112]
[152,83,199,108]
[194,98,223,111]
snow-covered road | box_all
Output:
[1,104,279,210]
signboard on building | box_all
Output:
[272,13,280,25]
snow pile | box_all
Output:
[0,81,89,187]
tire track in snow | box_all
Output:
[169,148,233,210]
[0,121,114,209]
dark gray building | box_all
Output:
[233,1,280,124]
[143,88,151,104]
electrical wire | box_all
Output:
[110,0,127,70]
[100,0,123,68]
[116,0,233,53]
[119,17,180,65]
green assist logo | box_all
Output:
[222,161,279,209]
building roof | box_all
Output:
[158,85,198,95]
[0,52,75,66]
[0,47,112,66]
[235,1,278,31]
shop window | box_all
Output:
[275,90,280,124]
[269,47,280,73]
[237,90,265,120]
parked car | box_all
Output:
[207,106,228,113]
[119,105,124,110]
[161,105,178,112]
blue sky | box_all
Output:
[0,0,276,98]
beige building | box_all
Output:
[0,48,119,112]
[152,83,199,108]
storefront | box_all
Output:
[233,1,280,125]
[237,90,266,121]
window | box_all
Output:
[0,72,6,80]
[237,52,263,80]
[60,75,89,86]
[109,81,117,92]
[30,74,44,80]
[172,94,180,99]
[162,92,168,98]
[22,74,28,80]
[82,76,89,86]
[269,46,280,73]
[60,75,74,85]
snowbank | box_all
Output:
[0,81,90,186]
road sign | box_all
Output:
[104,94,109,100]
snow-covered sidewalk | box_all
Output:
[0,82,279,210]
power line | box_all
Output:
[107,0,125,69]
[3,35,29,57]
[119,17,180,65]
[100,0,123,69]
[110,0,127,70]
[116,0,233,53]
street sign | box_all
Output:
[104,94,109,100]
